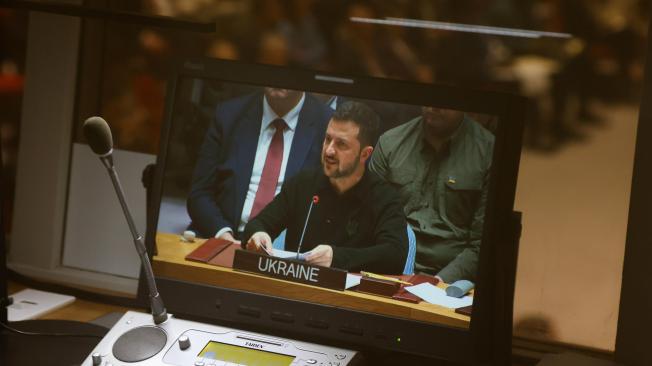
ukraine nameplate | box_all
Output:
[232,249,347,291]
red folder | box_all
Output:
[185,238,233,263]
[455,305,473,316]
[391,274,440,304]
[207,243,239,268]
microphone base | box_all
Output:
[153,310,169,325]
[150,293,168,325]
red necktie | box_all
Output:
[250,118,286,219]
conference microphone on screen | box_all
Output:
[296,195,319,260]
[82,116,168,325]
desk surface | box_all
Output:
[153,233,471,329]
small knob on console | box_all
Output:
[178,335,191,350]
[91,352,102,366]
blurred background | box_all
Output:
[1,0,649,355]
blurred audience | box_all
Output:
[92,0,649,153]
[0,9,27,233]
[1,0,650,232]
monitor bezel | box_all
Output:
[144,58,525,364]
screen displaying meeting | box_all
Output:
[154,75,497,328]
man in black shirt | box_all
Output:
[244,101,408,274]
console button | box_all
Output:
[339,325,363,336]
[237,305,261,318]
[334,354,347,360]
[305,318,329,330]
[270,311,294,323]
[91,353,102,366]
[179,335,191,350]
[305,359,317,364]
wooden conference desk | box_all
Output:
[153,233,470,329]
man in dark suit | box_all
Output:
[243,101,408,274]
[187,87,333,242]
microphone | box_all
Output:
[83,116,113,156]
[296,195,319,260]
[83,116,168,325]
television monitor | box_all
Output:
[144,59,524,364]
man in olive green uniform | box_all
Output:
[369,107,494,283]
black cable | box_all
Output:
[0,320,104,339]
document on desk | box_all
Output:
[271,248,299,259]
[405,283,473,309]
[345,274,362,290]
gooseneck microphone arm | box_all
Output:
[84,116,167,325]
[296,195,319,260]
[100,156,167,324]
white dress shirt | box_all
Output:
[215,92,306,238]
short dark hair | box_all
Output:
[332,101,380,147]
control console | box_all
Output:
[82,311,358,366]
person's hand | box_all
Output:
[217,231,241,246]
[435,275,444,284]
[304,245,333,267]
[246,232,273,254]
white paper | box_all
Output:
[405,283,473,309]
[345,274,362,290]
[271,248,300,259]
[8,289,75,321]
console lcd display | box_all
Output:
[198,341,295,366]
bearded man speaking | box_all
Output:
[243,101,408,274]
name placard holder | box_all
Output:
[232,250,347,291]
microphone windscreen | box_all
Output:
[83,116,113,156]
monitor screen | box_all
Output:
[146,59,524,364]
